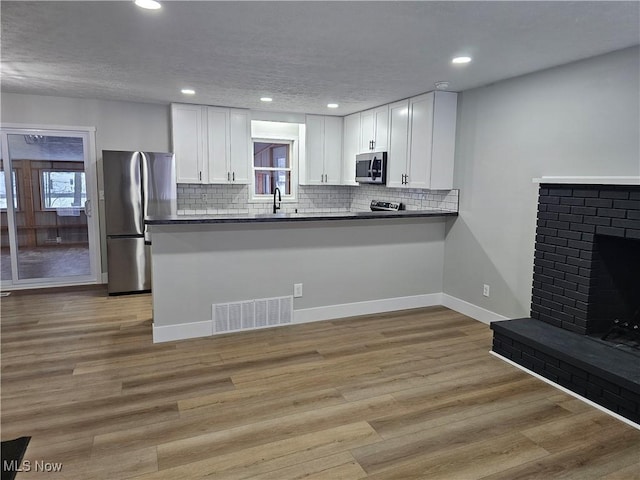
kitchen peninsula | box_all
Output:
[147,210,456,342]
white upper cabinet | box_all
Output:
[171,104,206,184]
[228,109,250,184]
[386,91,457,190]
[387,99,410,188]
[360,105,389,152]
[206,107,229,184]
[304,115,343,185]
[341,112,360,185]
[171,103,250,184]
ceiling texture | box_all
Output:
[1,1,639,116]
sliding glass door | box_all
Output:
[0,127,100,289]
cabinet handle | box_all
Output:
[324,174,327,183]
[199,171,202,181]
[232,172,235,182]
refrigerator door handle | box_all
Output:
[141,152,149,235]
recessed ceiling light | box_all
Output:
[181,88,195,95]
[327,103,339,109]
[135,0,162,10]
[260,97,273,102]
[452,56,472,64]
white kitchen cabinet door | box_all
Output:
[228,109,250,184]
[406,93,435,189]
[304,115,325,185]
[360,110,375,152]
[342,112,360,185]
[429,92,457,189]
[304,115,343,185]
[171,104,205,184]
[206,107,230,184]
[387,99,410,188]
[323,116,343,184]
[406,91,457,190]
[360,105,389,153]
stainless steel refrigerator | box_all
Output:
[102,150,176,295]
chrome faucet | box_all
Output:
[273,187,281,214]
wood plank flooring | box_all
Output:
[1,287,639,479]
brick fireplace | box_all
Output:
[492,183,640,424]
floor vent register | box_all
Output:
[212,296,293,334]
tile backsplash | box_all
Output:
[177,184,458,214]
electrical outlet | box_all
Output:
[201,193,208,202]
[483,284,490,297]
[293,283,303,298]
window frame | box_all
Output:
[40,168,87,211]
[250,137,298,203]
[0,169,19,211]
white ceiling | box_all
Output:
[1,1,639,116]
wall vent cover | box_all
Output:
[213,296,293,334]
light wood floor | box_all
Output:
[1,287,639,479]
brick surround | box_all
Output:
[531,184,640,335]
[491,183,640,425]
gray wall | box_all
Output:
[444,46,640,319]
[1,93,171,273]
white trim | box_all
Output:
[490,351,640,431]
[441,294,509,325]
[1,280,97,291]
[0,123,96,133]
[293,293,443,324]
[532,176,640,185]
[152,320,213,343]
[250,137,298,203]
[150,294,509,343]
[101,272,108,284]
[152,293,443,343]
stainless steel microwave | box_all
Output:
[355,152,387,184]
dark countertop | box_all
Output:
[145,209,458,225]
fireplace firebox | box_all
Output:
[492,183,640,424]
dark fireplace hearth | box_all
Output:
[492,183,640,424]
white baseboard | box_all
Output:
[441,293,509,324]
[490,351,640,431]
[293,293,444,324]
[151,293,506,343]
[153,320,213,343]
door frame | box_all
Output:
[0,123,101,289]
